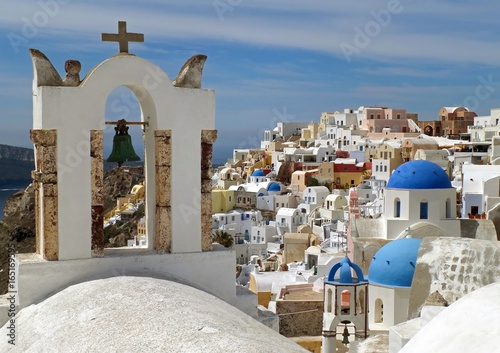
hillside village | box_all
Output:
[205,105,500,352]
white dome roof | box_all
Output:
[0,277,308,353]
[401,281,500,353]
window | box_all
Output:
[228,196,232,201]
[341,290,351,315]
[358,289,365,314]
[397,114,401,119]
[420,201,428,219]
[471,205,479,216]
[446,198,451,218]
[327,289,333,313]
[375,298,384,323]
[395,198,401,218]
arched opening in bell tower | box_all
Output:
[100,86,147,251]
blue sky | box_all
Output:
[2,1,500,164]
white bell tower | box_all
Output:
[322,257,369,352]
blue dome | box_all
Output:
[369,238,421,287]
[268,182,281,192]
[387,160,451,189]
[326,257,367,285]
[251,169,265,177]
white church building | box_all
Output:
[383,160,460,239]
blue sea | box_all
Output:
[0,185,27,220]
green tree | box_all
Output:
[212,229,234,248]
[307,177,320,187]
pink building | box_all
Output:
[361,107,418,135]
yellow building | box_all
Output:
[291,169,318,192]
[212,189,235,213]
[333,161,369,189]
[316,162,334,184]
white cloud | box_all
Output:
[2,1,500,67]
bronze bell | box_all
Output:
[341,324,350,345]
[107,119,141,166]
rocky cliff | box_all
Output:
[0,166,144,294]
[0,144,34,187]
[0,144,34,161]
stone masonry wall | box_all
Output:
[155,130,172,252]
[30,129,58,260]
[201,130,217,251]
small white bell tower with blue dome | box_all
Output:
[322,257,369,352]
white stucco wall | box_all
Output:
[13,249,235,316]
[369,285,411,331]
[384,188,459,239]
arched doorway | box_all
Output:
[424,125,434,136]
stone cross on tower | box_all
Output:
[101,21,144,53]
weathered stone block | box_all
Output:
[35,148,43,172]
[201,142,213,170]
[91,205,104,257]
[43,196,58,260]
[201,179,212,194]
[155,166,171,206]
[201,167,213,180]
[91,157,103,204]
[90,130,103,159]
[30,129,57,146]
[31,171,57,184]
[40,145,57,174]
[201,217,213,252]
[43,183,58,198]
[201,129,217,144]
[154,130,171,138]
[155,206,172,253]
[155,130,171,166]
[35,186,40,254]
[200,192,212,216]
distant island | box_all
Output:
[0,144,34,188]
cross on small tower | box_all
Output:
[101,21,144,54]
[344,247,351,258]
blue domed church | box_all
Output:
[383,160,460,239]
[368,237,421,331]
[322,239,422,351]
